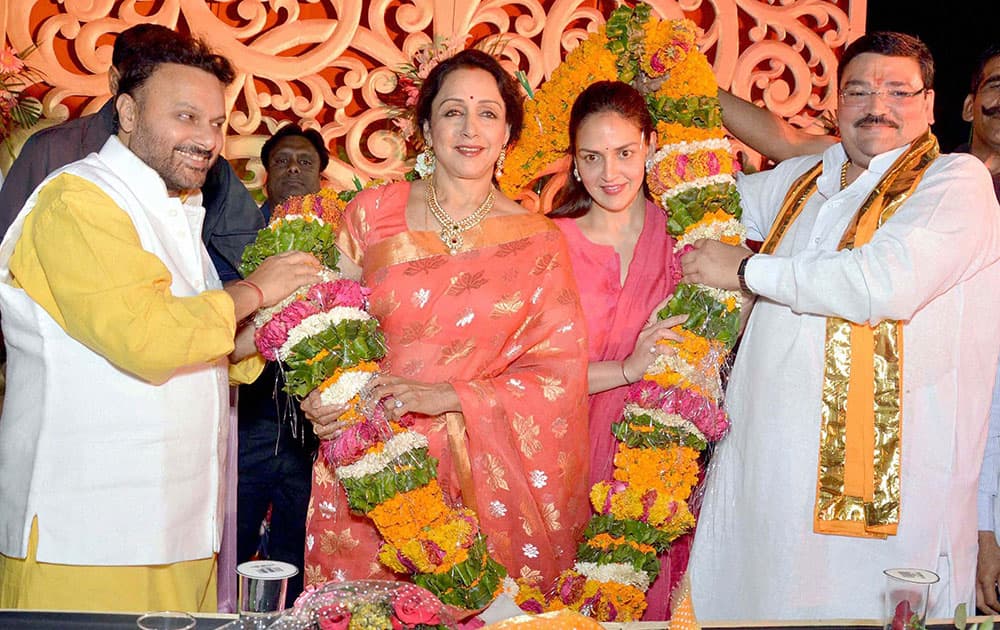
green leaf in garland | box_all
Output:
[583,514,675,552]
[658,283,740,349]
[239,219,339,277]
[338,449,439,513]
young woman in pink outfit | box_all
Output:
[549,81,687,621]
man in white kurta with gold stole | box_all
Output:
[683,32,1000,621]
[0,37,320,612]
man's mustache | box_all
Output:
[983,104,1000,118]
[854,114,899,129]
[175,144,214,159]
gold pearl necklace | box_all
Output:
[426,181,495,255]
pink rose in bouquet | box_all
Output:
[392,584,443,627]
[316,602,352,630]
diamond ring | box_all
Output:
[394,399,404,409]
[649,346,657,354]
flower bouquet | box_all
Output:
[267,580,458,630]
[1,45,42,158]
[501,3,741,622]
[241,189,387,417]
[242,189,506,614]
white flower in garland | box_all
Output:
[574,561,651,591]
[674,217,746,250]
[658,173,736,206]
[253,268,340,328]
[277,306,371,361]
[652,137,733,161]
[318,368,377,407]
[647,352,723,401]
[335,430,429,480]
[623,403,707,443]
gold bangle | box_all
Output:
[620,361,631,385]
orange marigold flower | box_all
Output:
[657,53,718,100]
[613,445,700,498]
[499,30,618,197]
[656,121,724,145]
[664,328,727,374]
[587,532,657,555]
[644,369,712,399]
[368,480,452,543]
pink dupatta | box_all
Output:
[555,200,682,620]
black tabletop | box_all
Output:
[0,610,236,629]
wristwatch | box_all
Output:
[737,255,754,294]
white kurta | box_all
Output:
[0,137,229,565]
[690,142,1000,621]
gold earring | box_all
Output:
[495,147,507,179]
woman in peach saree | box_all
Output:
[301,50,590,590]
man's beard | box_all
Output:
[130,120,216,195]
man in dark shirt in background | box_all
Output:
[238,123,327,602]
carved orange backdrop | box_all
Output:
[1,0,865,191]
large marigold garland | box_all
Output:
[501,3,742,622]
[498,31,619,198]
[241,187,506,614]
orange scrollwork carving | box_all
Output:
[2,0,863,190]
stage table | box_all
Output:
[0,610,235,629]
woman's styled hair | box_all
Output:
[414,48,524,146]
[550,80,654,218]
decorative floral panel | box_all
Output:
[1,0,864,190]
